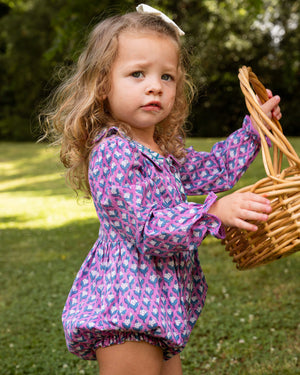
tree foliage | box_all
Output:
[0,0,299,140]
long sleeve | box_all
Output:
[180,116,262,195]
[89,135,225,257]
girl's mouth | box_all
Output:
[142,102,162,111]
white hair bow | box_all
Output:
[136,3,185,36]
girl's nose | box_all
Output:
[145,78,162,95]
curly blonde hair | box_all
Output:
[41,11,195,196]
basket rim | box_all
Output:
[239,66,300,176]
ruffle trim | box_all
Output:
[94,330,182,361]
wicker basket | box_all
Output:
[223,66,300,270]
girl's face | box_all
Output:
[106,31,179,140]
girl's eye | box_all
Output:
[161,74,173,81]
[131,71,143,78]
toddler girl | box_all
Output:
[43,4,281,375]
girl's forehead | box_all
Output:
[116,30,179,58]
[114,31,179,68]
[118,29,179,49]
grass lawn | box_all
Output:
[0,138,299,375]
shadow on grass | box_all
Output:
[0,215,30,224]
[0,142,70,196]
[1,175,71,196]
[1,142,62,174]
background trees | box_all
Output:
[0,0,299,140]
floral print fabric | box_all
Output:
[62,116,261,360]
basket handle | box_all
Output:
[238,66,300,178]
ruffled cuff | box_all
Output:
[202,192,226,239]
[190,192,225,249]
[243,115,272,147]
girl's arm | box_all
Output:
[195,94,281,231]
[180,94,281,196]
[207,93,280,232]
[180,115,261,195]
[89,136,225,257]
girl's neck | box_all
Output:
[129,127,165,156]
[133,135,164,156]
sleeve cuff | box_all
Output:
[189,192,225,242]
[203,192,226,239]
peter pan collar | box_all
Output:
[94,126,182,170]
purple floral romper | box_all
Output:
[62,116,261,360]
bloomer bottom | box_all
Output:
[94,330,182,361]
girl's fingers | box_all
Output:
[254,89,282,124]
[240,209,269,222]
[232,193,272,231]
[235,209,269,232]
[243,193,272,209]
[266,89,273,99]
[234,218,258,232]
[265,89,282,120]
[261,95,280,116]
[244,200,272,214]
[272,106,282,120]
[247,192,271,203]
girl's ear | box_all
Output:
[97,93,107,101]
[97,94,107,102]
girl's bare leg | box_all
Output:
[160,354,183,375]
[96,341,164,375]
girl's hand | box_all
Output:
[266,89,282,121]
[208,192,272,231]
[251,89,282,130]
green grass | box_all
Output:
[0,139,299,375]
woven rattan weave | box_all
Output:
[223,66,300,270]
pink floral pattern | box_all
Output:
[62,116,261,360]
